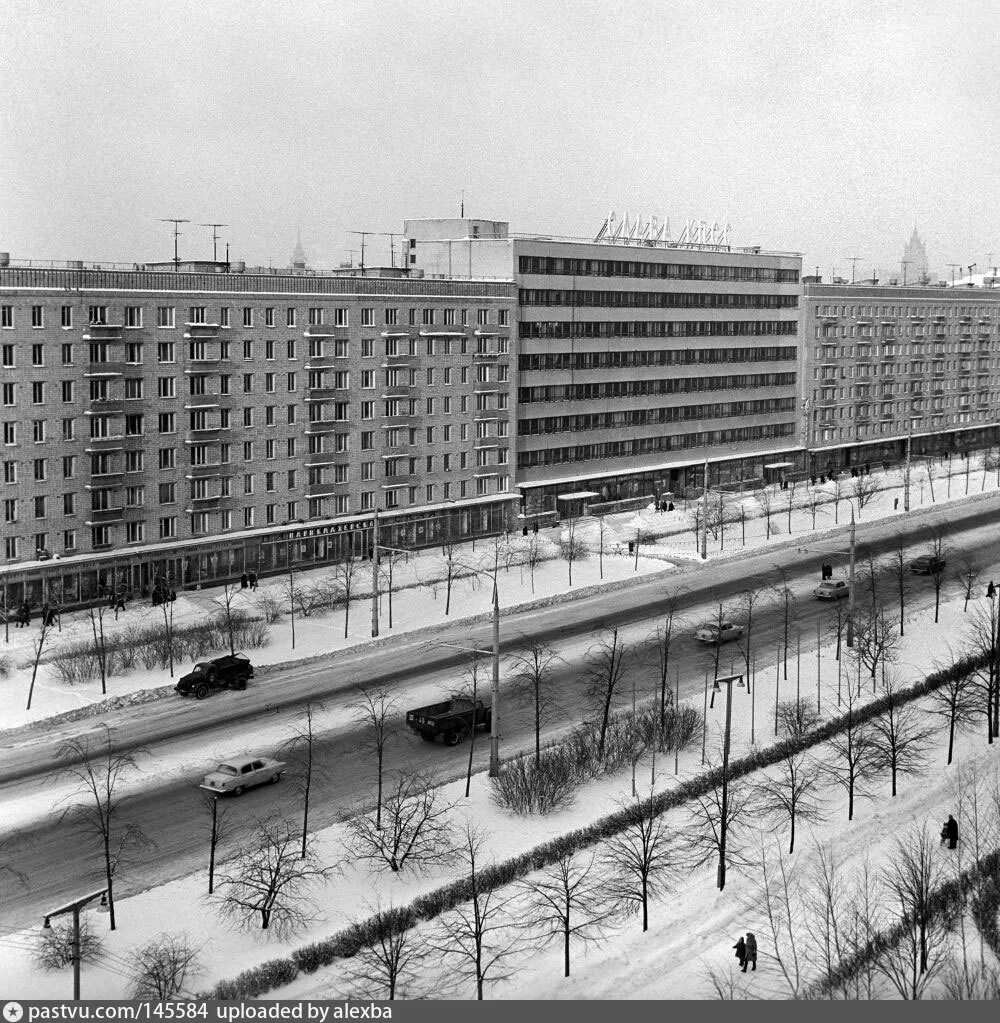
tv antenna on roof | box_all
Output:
[946,262,962,286]
[159,218,190,271]
[348,231,375,272]
[845,256,861,284]
[376,232,402,268]
[200,223,228,262]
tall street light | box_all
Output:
[713,673,745,891]
[42,888,108,1000]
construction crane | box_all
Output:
[845,256,861,284]
[199,223,228,262]
[159,218,190,270]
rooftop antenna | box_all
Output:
[159,218,190,271]
[946,262,962,286]
[348,231,374,272]
[461,190,465,218]
[845,256,861,284]
[968,262,978,282]
[200,223,228,262]
[376,232,401,268]
[343,248,358,267]
[899,259,911,285]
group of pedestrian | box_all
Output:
[39,601,58,628]
[655,500,675,513]
[240,571,259,590]
[8,600,33,628]
[733,932,757,972]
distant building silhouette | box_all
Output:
[291,230,307,270]
[903,227,929,284]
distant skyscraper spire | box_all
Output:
[903,227,929,284]
[291,228,307,270]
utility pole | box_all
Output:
[713,674,744,891]
[846,510,857,648]
[899,259,911,285]
[377,232,401,268]
[200,223,228,262]
[159,218,190,270]
[845,256,861,284]
[43,889,108,1000]
[701,459,710,560]
[904,421,912,512]
[348,231,374,272]
[370,507,380,638]
[490,585,500,777]
[947,263,962,286]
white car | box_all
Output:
[694,621,744,645]
[814,579,850,600]
[200,756,286,796]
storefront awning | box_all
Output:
[762,462,795,470]
[556,491,601,501]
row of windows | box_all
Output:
[518,345,797,372]
[0,303,508,330]
[519,289,799,310]
[517,372,797,403]
[519,320,798,340]
[815,303,1000,318]
[518,255,800,284]
[517,398,797,435]
[516,422,797,468]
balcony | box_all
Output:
[381,474,419,488]
[383,413,421,427]
[82,323,123,340]
[186,464,224,479]
[303,325,348,339]
[305,420,339,435]
[473,349,508,361]
[84,435,126,452]
[184,353,222,365]
[381,385,413,398]
[86,507,124,524]
[86,472,125,488]
[474,380,501,393]
[85,361,125,377]
[184,321,221,335]
[189,494,224,508]
[305,388,341,401]
[86,399,126,416]
[306,481,343,499]
[184,428,223,443]
[381,351,414,363]
[380,444,411,457]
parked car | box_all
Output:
[911,554,946,575]
[200,756,286,796]
[406,698,491,746]
[814,579,850,600]
[694,621,744,644]
[175,653,254,699]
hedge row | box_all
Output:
[202,649,991,999]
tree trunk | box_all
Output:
[564,922,571,978]
[947,711,955,765]
[376,747,384,830]
[642,876,649,932]
[789,810,795,854]
[848,778,854,821]
[534,689,541,763]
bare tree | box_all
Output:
[280,702,325,857]
[284,567,298,649]
[518,852,617,978]
[829,597,849,664]
[831,475,846,524]
[88,603,110,697]
[127,933,201,999]
[584,627,629,758]
[929,653,977,765]
[681,766,755,878]
[597,514,607,579]
[35,918,106,972]
[25,611,52,711]
[851,473,881,517]
[823,692,878,821]
[54,725,149,930]
[560,517,587,587]
[806,486,829,530]
[508,640,561,763]
[965,595,1000,743]
[429,824,525,999]
[785,481,796,535]
[889,539,910,637]
[603,790,675,932]
[214,815,330,935]
[852,602,899,683]
[523,533,544,594]
[352,685,399,830]
[775,699,823,739]
[160,592,176,678]
[955,556,982,613]
[455,654,487,798]
[928,529,950,624]
[332,557,357,638]
[343,773,453,873]
[869,680,932,797]
[341,903,428,1000]
[648,597,683,731]
[442,539,461,615]
[201,791,234,895]
[772,567,798,681]
[858,550,883,609]
[754,750,824,853]
[755,487,776,539]
[737,584,768,694]
[876,825,947,998]
[212,583,242,656]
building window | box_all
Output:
[384,308,398,326]
[287,307,296,327]
[3,461,16,484]
[287,338,297,360]
[125,521,145,544]
[287,371,297,391]
[265,307,275,328]
[220,307,231,328]
[159,517,177,539]
[158,376,176,398]
[156,306,175,328]
[32,344,44,366]
[243,307,253,327]
[334,308,349,327]
[265,338,275,360]
[498,309,509,326]
[361,308,374,327]
[159,448,176,469]
[157,341,175,363]
[422,308,434,325]
[30,305,43,328]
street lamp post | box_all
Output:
[42,888,108,1000]
[714,673,745,891]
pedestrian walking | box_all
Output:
[942,814,959,850]
[240,573,249,589]
[988,580,996,599]
[115,591,126,613]
[894,497,899,510]
[19,601,31,627]
[733,936,747,970]
[249,571,258,591]
[742,932,757,972]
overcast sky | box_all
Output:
[2,1,998,280]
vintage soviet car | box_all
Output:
[694,621,744,644]
[200,756,286,796]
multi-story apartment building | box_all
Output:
[802,282,1000,473]
[406,217,804,511]
[0,260,515,603]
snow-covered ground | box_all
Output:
[3,450,998,732]
[2,585,997,1000]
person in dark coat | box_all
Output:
[944,814,958,850]
[19,602,31,627]
[240,573,249,589]
[733,936,747,970]
[248,571,258,591]
[743,932,757,972]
